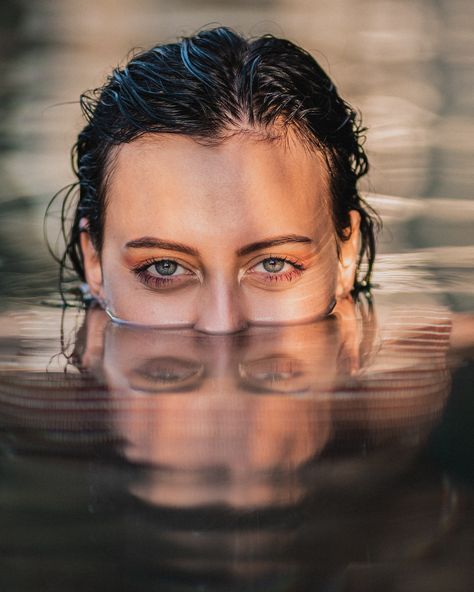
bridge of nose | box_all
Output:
[192,274,248,334]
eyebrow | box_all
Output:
[236,235,313,256]
[125,237,198,256]
[124,234,313,256]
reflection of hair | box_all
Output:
[49,26,379,297]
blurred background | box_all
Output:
[0,0,473,304]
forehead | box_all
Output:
[104,132,332,242]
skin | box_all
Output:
[80,131,361,333]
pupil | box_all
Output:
[263,258,285,273]
[155,260,177,276]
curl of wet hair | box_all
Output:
[47,26,379,301]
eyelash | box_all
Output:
[132,256,306,290]
[132,258,192,290]
[248,256,305,283]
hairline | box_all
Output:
[96,124,337,252]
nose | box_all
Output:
[193,277,248,334]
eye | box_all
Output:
[133,258,196,290]
[148,259,182,277]
[254,257,303,275]
[247,256,305,284]
[261,258,285,273]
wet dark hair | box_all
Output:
[49,26,379,299]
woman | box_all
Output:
[54,26,378,332]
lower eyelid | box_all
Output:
[135,270,173,286]
[249,268,304,283]
[134,269,196,289]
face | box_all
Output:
[81,131,360,333]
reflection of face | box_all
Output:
[82,132,359,332]
[80,302,450,508]
[104,320,345,397]
[101,320,343,507]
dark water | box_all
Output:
[1,1,473,591]
[0,292,473,591]
[1,295,473,592]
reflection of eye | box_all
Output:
[239,356,309,394]
[129,357,204,393]
[133,258,196,290]
[247,256,305,285]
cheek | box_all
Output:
[102,260,201,326]
[99,247,132,311]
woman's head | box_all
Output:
[57,26,378,332]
